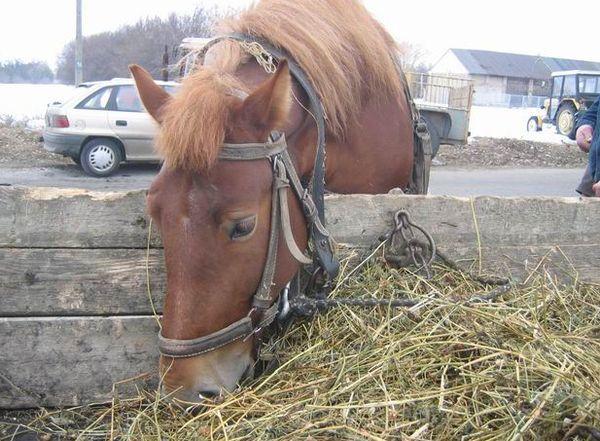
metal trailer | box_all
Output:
[408,72,474,157]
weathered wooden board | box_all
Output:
[0,186,154,248]
[2,186,599,254]
[0,249,164,316]
[0,316,159,408]
[1,187,599,408]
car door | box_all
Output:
[68,86,114,138]
[106,85,160,161]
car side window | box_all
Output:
[115,85,144,112]
[80,87,113,110]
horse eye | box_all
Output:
[230,216,257,240]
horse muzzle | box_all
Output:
[159,338,254,404]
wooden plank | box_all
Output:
[326,195,600,283]
[0,316,159,408]
[0,186,155,248]
[326,194,599,249]
[2,187,599,252]
[0,249,164,316]
[1,191,599,317]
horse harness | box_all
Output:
[158,34,432,358]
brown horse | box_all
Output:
[131,0,415,403]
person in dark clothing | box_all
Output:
[575,97,600,197]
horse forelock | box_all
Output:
[157,68,246,171]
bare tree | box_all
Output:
[397,42,431,73]
[0,60,54,83]
[56,7,221,84]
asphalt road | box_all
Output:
[429,167,585,197]
[0,164,587,197]
[0,164,159,191]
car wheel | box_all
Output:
[421,114,441,159]
[527,116,541,132]
[80,139,121,177]
[556,104,577,139]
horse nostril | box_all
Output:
[198,390,218,400]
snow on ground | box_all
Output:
[468,105,573,145]
[0,83,76,129]
[0,84,576,144]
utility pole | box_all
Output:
[75,0,83,85]
[162,45,169,81]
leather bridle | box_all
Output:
[158,35,340,358]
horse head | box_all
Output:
[131,61,313,403]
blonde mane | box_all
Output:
[159,0,403,171]
[219,0,402,137]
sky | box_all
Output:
[2,0,600,69]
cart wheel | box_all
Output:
[527,116,541,132]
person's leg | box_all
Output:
[576,166,594,197]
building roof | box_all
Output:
[447,49,600,80]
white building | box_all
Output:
[430,49,600,107]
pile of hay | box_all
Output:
[7,257,600,440]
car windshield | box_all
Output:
[578,75,600,94]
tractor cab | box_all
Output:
[546,70,600,138]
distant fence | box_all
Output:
[473,92,546,108]
[407,72,473,111]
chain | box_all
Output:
[384,209,436,279]
[239,41,277,74]
[288,209,515,319]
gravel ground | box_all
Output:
[0,126,69,168]
[0,127,590,170]
[435,137,588,168]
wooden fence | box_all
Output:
[0,186,598,408]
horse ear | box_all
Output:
[241,60,291,131]
[129,64,171,123]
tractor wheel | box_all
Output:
[527,116,541,132]
[556,103,577,139]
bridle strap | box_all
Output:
[197,33,339,281]
[276,155,313,266]
[159,35,341,358]
[252,156,283,308]
[219,132,287,160]
[158,301,279,358]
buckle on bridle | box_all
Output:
[301,190,318,221]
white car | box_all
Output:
[43,78,178,176]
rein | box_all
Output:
[159,34,339,358]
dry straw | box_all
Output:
[3,253,599,440]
